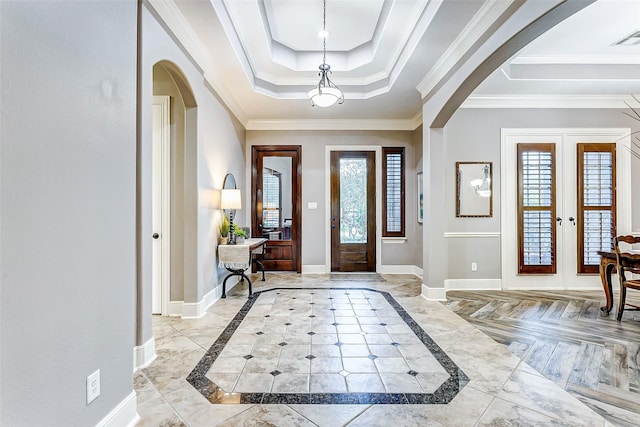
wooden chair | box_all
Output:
[613,235,640,321]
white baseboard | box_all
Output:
[380,265,423,277]
[445,279,502,291]
[133,337,157,372]
[96,390,139,427]
[421,284,447,301]
[302,264,423,277]
[168,287,218,319]
[182,287,217,319]
[302,265,327,274]
[168,300,183,317]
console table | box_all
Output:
[218,238,267,298]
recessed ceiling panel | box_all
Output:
[265,0,385,52]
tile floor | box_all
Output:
[136,273,613,426]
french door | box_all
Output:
[502,128,630,289]
[330,151,376,272]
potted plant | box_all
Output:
[219,215,230,245]
[233,224,247,244]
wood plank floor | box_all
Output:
[442,289,640,427]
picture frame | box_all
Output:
[417,171,423,224]
[456,161,493,217]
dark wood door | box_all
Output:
[330,151,376,272]
[251,146,301,272]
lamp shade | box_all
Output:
[308,87,343,108]
[221,189,242,209]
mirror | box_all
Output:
[262,156,292,240]
[456,162,493,217]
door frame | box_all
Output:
[501,128,631,290]
[325,146,382,273]
[152,95,171,315]
[251,145,302,273]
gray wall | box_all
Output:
[443,107,640,280]
[247,130,421,270]
[140,3,246,328]
[1,2,137,425]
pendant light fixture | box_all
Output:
[308,0,344,107]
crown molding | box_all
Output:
[511,55,640,65]
[147,0,249,126]
[245,119,419,131]
[416,0,515,98]
[460,94,638,109]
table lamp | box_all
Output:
[221,188,242,244]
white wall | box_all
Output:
[1,2,137,425]
[247,130,421,271]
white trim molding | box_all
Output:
[302,265,328,274]
[133,337,157,372]
[445,279,502,291]
[461,94,638,109]
[382,237,408,244]
[421,284,446,301]
[245,119,418,131]
[182,287,217,319]
[444,232,501,238]
[96,391,139,427]
[380,265,422,277]
[167,287,217,318]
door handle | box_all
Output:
[569,217,576,225]
[152,233,160,239]
[331,224,336,229]
[556,217,562,226]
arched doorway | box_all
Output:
[152,61,197,316]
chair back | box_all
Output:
[613,235,640,276]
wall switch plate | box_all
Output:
[308,202,318,209]
[87,369,100,404]
[471,262,478,271]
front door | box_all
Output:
[330,151,376,272]
[251,145,301,272]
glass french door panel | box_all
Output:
[340,158,367,244]
[523,210,553,265]
[583,210,613,265]
[579,147,615,271]
[519,146,555,272]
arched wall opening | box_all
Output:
[152,60,198,312]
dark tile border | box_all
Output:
[187,287,468,405]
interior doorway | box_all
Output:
[151,61,198,315]
[251,145,302,272]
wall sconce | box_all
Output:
[221,188,242,244]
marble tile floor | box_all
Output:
[135,273,613,426]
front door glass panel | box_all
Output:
[339,158,367,244]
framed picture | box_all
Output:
[456,162,493,217]
[417,171,423,224]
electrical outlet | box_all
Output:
[87,369,100,404]
[471,262,478,271]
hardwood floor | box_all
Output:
[443,289,640,426]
